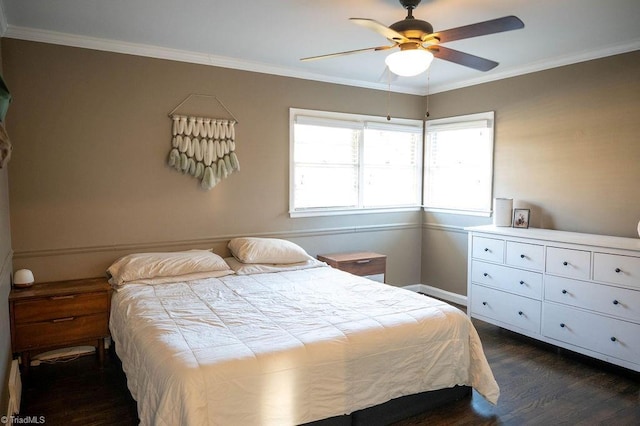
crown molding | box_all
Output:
[430,38,640,94]
[4,24,640,96]
[3,25,425,96]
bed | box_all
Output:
[107,238,499,425]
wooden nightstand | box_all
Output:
[317,252,387,283]
[9,277,112,372]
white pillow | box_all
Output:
[225,256,326,275]
[227,237,313,264]
[107,249,232,286]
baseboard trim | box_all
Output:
[402,284,467,307]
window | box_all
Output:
[290,108,422,217]
[424,111,494,215]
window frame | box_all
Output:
[423,111,495,216]
[289,108,423,218]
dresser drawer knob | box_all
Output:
[520,254,525,259]
[560,323,566,328]
[484,248,490,252]
[612,300,619,305]
[562,261,568,266]
[610,337,617,342]
[615,268,621,273]
[482,301,487,306]
[561,289,567,294]
[519,280,525,285]
[518,311,523,316]
[483,272,489,277]
[355,259,372,264]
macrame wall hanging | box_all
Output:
[167,94,240,190]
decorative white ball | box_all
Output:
[13,269,35,288]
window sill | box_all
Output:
[290,206,421,218]
[422,207,492,217]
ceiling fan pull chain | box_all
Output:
[386,67,392,121]
[425,68,430,118]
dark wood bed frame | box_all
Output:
[304,385,471,425]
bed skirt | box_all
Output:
[303,385,471,426]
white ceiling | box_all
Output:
[1,0,639,95]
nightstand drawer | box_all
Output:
[14,313,109,351]
[317,252,386,281]
[335,257,386,276]
[13,292,109,324]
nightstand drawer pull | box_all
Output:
[356,259,372,264]
[52,317,75,323]
[50,295,76,300]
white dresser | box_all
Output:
[466,225,640,372]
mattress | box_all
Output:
[109,265,499,425]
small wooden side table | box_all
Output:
[9,277,111,372]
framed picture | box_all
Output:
[513,208,530,229]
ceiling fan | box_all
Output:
[301,0,524,77]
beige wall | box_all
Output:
[2,38,638,299]
[0,39,13,418]
[2,39,424,284]
[422,51,640,296]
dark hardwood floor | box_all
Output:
[18,319,639,425]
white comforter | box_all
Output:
[110,266,499,426]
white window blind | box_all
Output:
[424,111,494,214]
[290,109,423,217]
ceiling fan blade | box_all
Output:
[301,45,394,62]
[432,16,524,43]
[430,46,499,71]
[350,18,408,43]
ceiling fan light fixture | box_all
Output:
[385,49,434,77]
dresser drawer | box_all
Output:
[593,253,640,288]
[545,275,640,322]
[546,247,591,280]
[471,284,541,334]
[13,292,109,324]
[13,313,109,351]
[543,303,640,366]
[506,241,544,271]
[472,236,504,263]
[471,260,542,300]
